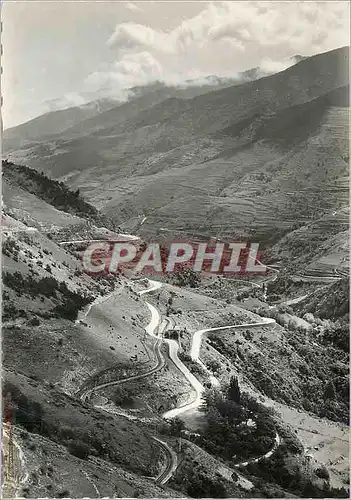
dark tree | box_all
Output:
[169,416,185,436]
[323,380,336,400]
[227,376,241,404]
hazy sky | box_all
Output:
[2,0,350,128]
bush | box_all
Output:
[29,317,40,326]
[3,271,92,321]
[133,487,145,497]
[207,359,221,372]
[187,473,228,498]
[112,386,134,408]
[53,301,80,321]
[244,329,254,341]
[172,266,201,288]
[231,471,239,482]
[57,490,71,498]
[67,439,90,460]
[22,486,30,497]
[323,381,336,401]
[169,416,185,436]
[315,466,329,480]
[227,376,241,404]
[202,389,276,463]
[3,383,44,433]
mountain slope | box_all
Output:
[0,166,276,499]
[79,83,348,247]
[1,167,186,498]
[3,99,119,151]
[4,47,349,265]
[6,47,348,173]
[3,69,267,153]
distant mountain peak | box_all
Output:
[291,54,307,63]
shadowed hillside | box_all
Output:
[2,160,119,231]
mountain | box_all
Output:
[291,54,307,63]
[4,47,348,260]
[3,99,120,151]
[3,68,268,153]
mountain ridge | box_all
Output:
[3,65,274,151]
[4,46,349,268]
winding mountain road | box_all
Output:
[78,276,281,484]
[233,433,281,468]
[159,297,279,470]
[162,338,205,420]
[190,318,276,363]
[79,336,164,403]
[152,437,178,485]
[138,281,280,472]
[75,254,348,484]
[78,279,180,485]
[59,233,140,246]
[79,281,164,403]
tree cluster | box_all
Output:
[3,160,118,230]
[3,271,92,321]
[202,378,276,462]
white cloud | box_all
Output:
[259,58,293,75]
[3,1,349,127]
[125,3,143,13]
[84,51,165,95]
[45,92,86,111]
[86,1,349,98]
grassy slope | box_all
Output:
[3,177,86,231]
[3,161,118,231]
[293,278,349,321]
[268,207,349,275]
[15,427,182,499]
[4,370,167,482]
[2,218,154,395]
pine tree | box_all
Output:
[228,376,241,404]
[323,380,336,400]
